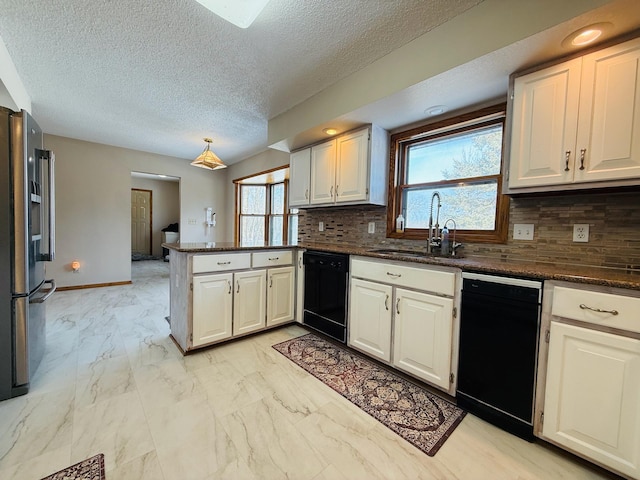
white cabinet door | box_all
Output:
[233,270,266,336]
[543,322,640,479]
[509,58,582,188]
[576,37,640,183]
[336,128,369,203]
[348,278,393,362]
[295,251,304,324]
[192,273,232,347]
[289,148,311,207]
[310,140,336,205]
[267,266,295,326]
[393,288,453,390]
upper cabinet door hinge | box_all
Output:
[450,372,455,384]
[540,411,544,426]
[190,333,193,342]
[452,307,457,319]
[190,282,193,291]
[545,329,550,343]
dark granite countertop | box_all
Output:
[162,241,640,291]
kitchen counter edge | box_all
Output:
[162,242,640,291]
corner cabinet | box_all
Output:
[169,249,295,352]
[536,281,640,480]
[289,125,389,208]
[348,257,461,394]
[506,35,640,193]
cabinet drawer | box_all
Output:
[552,286,640,334]
[193,253,251,273]
[351,257,456,297]
[252,250,293,268]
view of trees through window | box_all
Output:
[236,169,297,246]
[389,105,508,243]
[403,124,502,230]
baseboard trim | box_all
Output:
[57,280,132,291]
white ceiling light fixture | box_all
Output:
[425,105,447,116]
[323,128,338,135]
[191,138,227,170]
[194,0,271,28]
[562,22,613,48]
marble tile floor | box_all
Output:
[0,260,620,480]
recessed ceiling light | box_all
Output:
[323,128,338,135]
[194,0,271,28]
[425,105,447,116]
[562,22,612,48]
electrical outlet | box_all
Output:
[318,221,324,232]
[368,222,375,234]
[513,223,534,240]
[573,224,590,242]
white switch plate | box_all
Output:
[513,223,534,240]
[318,221,324,232]
[188,218,197,225]
[573,224,590,242]
[368,222,375,234]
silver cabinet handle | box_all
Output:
[217,261,231,265]
[305,188,309,199]
[298,256,302,268]
[269,276,273,288]
[236,281,240,294]
[396,298,400,315]
[384,294,389,311]
[386,272,401,278]
[268,257,279,261]
[335,184,339,197]
[227,280,232,294]
[330,185,334,198]
[579,304,618,315]
[564,151,571,172]
[579,149,586,170]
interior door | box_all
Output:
[131,189,152,255]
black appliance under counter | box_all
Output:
[303,250,349,343]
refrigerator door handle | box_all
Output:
[31,279,56,303]
[40,150,55,261]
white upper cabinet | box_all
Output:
[294,125,388,208]
[506,36,640,193]
[289,148,311,207]
[310,140,337,205]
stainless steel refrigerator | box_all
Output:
[0,107,56,401]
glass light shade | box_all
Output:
[191,140,227,170]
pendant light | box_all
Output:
[191,138,226,170]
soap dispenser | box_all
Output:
[396,214,405,233]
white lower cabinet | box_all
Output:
[192,273,233,347]
[348,257,459,394]
[349,278,393,362]
[233,270,267,336]
[543,322,640,479]
[267,266,295,326]
[393,288,454,391]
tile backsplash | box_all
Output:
[298,191,640,271]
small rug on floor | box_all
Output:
[272,334,466,456]
[40,453,105,480]
[131,253,162,261]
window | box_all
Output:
[388,104,509,243]
[235,167,298,246]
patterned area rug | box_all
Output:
[273,334,466,456]
[40,453,105,480]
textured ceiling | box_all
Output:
[0,0,484,164]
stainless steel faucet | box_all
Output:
[427,191,441,254]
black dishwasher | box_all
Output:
[303,251,349,343]
[457,272,542,441]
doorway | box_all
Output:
[131,188,152,255]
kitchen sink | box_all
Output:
[367,248,428,258]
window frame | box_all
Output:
[234,166,297,246]
[386,103,509,244]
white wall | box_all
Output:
[45,135,227,288]
[130,177,180,257]
[223,148,290,239]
